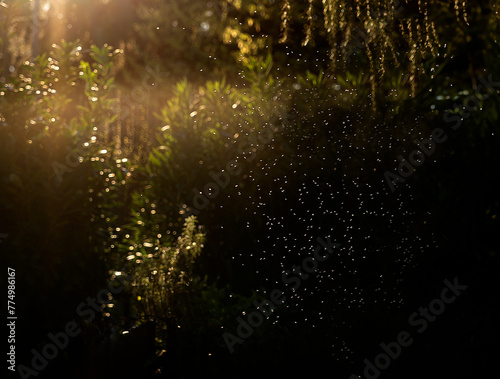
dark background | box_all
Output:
[1,0,499,378]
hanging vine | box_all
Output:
[281,0,472,101]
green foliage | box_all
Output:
[0,40,127,342]
[122,216,206,323]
